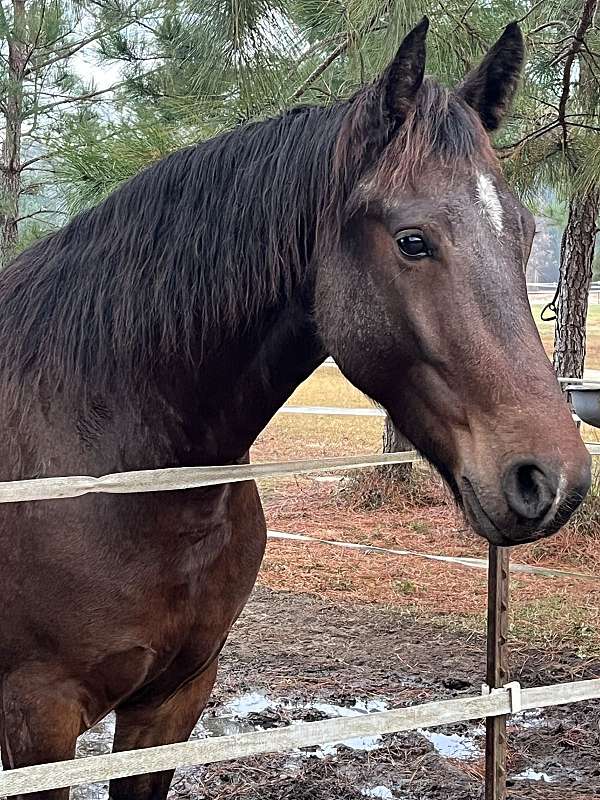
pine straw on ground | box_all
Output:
[256,475,600,654]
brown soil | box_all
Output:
[255,475,600,654]
[168,586,600,800]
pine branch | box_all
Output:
[23,0,147,78]
[287,2,393,104]
[436,0,486,47]
[19,152,52,170]
[31,85,118,115]
[517,0,553,24]
[13,208,64,223]
[524,93,559,112]
[458,0,477,26]
[36,23,80,54]
[23,0,48,73]
[498,120,561,157]
[568,121,600,133]
[0,1,9,38]
[25,2,145,77]
[582,41,600,77]
[288,38,349,102]
[24,31,109,77]
[527,20,570,36]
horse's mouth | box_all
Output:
[460,477,541,547]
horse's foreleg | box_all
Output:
[108,660,218,800]
[0,669,81,800]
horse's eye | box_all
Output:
[395,230,430,259]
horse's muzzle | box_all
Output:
[460,455,592,546]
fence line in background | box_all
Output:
[2,679,599,797]
[266,531,598,581]
[280,405,385,416]
[281,404,588,423]
[318,360,600,385]
[526,283,600,290]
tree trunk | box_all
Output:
[379,414,413,483]
[1,0,27,265]
[553,187,600,379]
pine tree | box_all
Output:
[0,0,162,263]
[498,0,600,379]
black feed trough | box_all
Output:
[566,384,600,428]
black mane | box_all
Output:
[0,79,481,401]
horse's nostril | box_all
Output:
[503,461,556,522]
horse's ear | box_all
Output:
[378,17,429,123]
[337,19,427,171]
[457,22,525,132]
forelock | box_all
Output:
[357,78,496,198]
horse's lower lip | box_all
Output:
[462,478,510,547]
[461,476,530,546]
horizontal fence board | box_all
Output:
[0,451,419,505]
[2,680,600,796]
[0,444,597,505]
[523,679,600,710]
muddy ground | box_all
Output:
[68,586,600,800]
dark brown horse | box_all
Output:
[0,19,590,800]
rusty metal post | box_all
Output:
[485,544,510,800]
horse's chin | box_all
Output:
[460,482,514,546]
[459,477,551,547]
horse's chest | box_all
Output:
[130,484,266,685]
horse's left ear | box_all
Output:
[457,22,525,132]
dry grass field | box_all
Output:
[532,303,600,370]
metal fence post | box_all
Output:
[485,544,510,800]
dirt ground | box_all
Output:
[71,587,599,800]
[179,587,600,800]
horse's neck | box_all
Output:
[157,294,326,465]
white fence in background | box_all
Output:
[527,282,600,304]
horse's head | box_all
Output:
[315,19,591,546]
